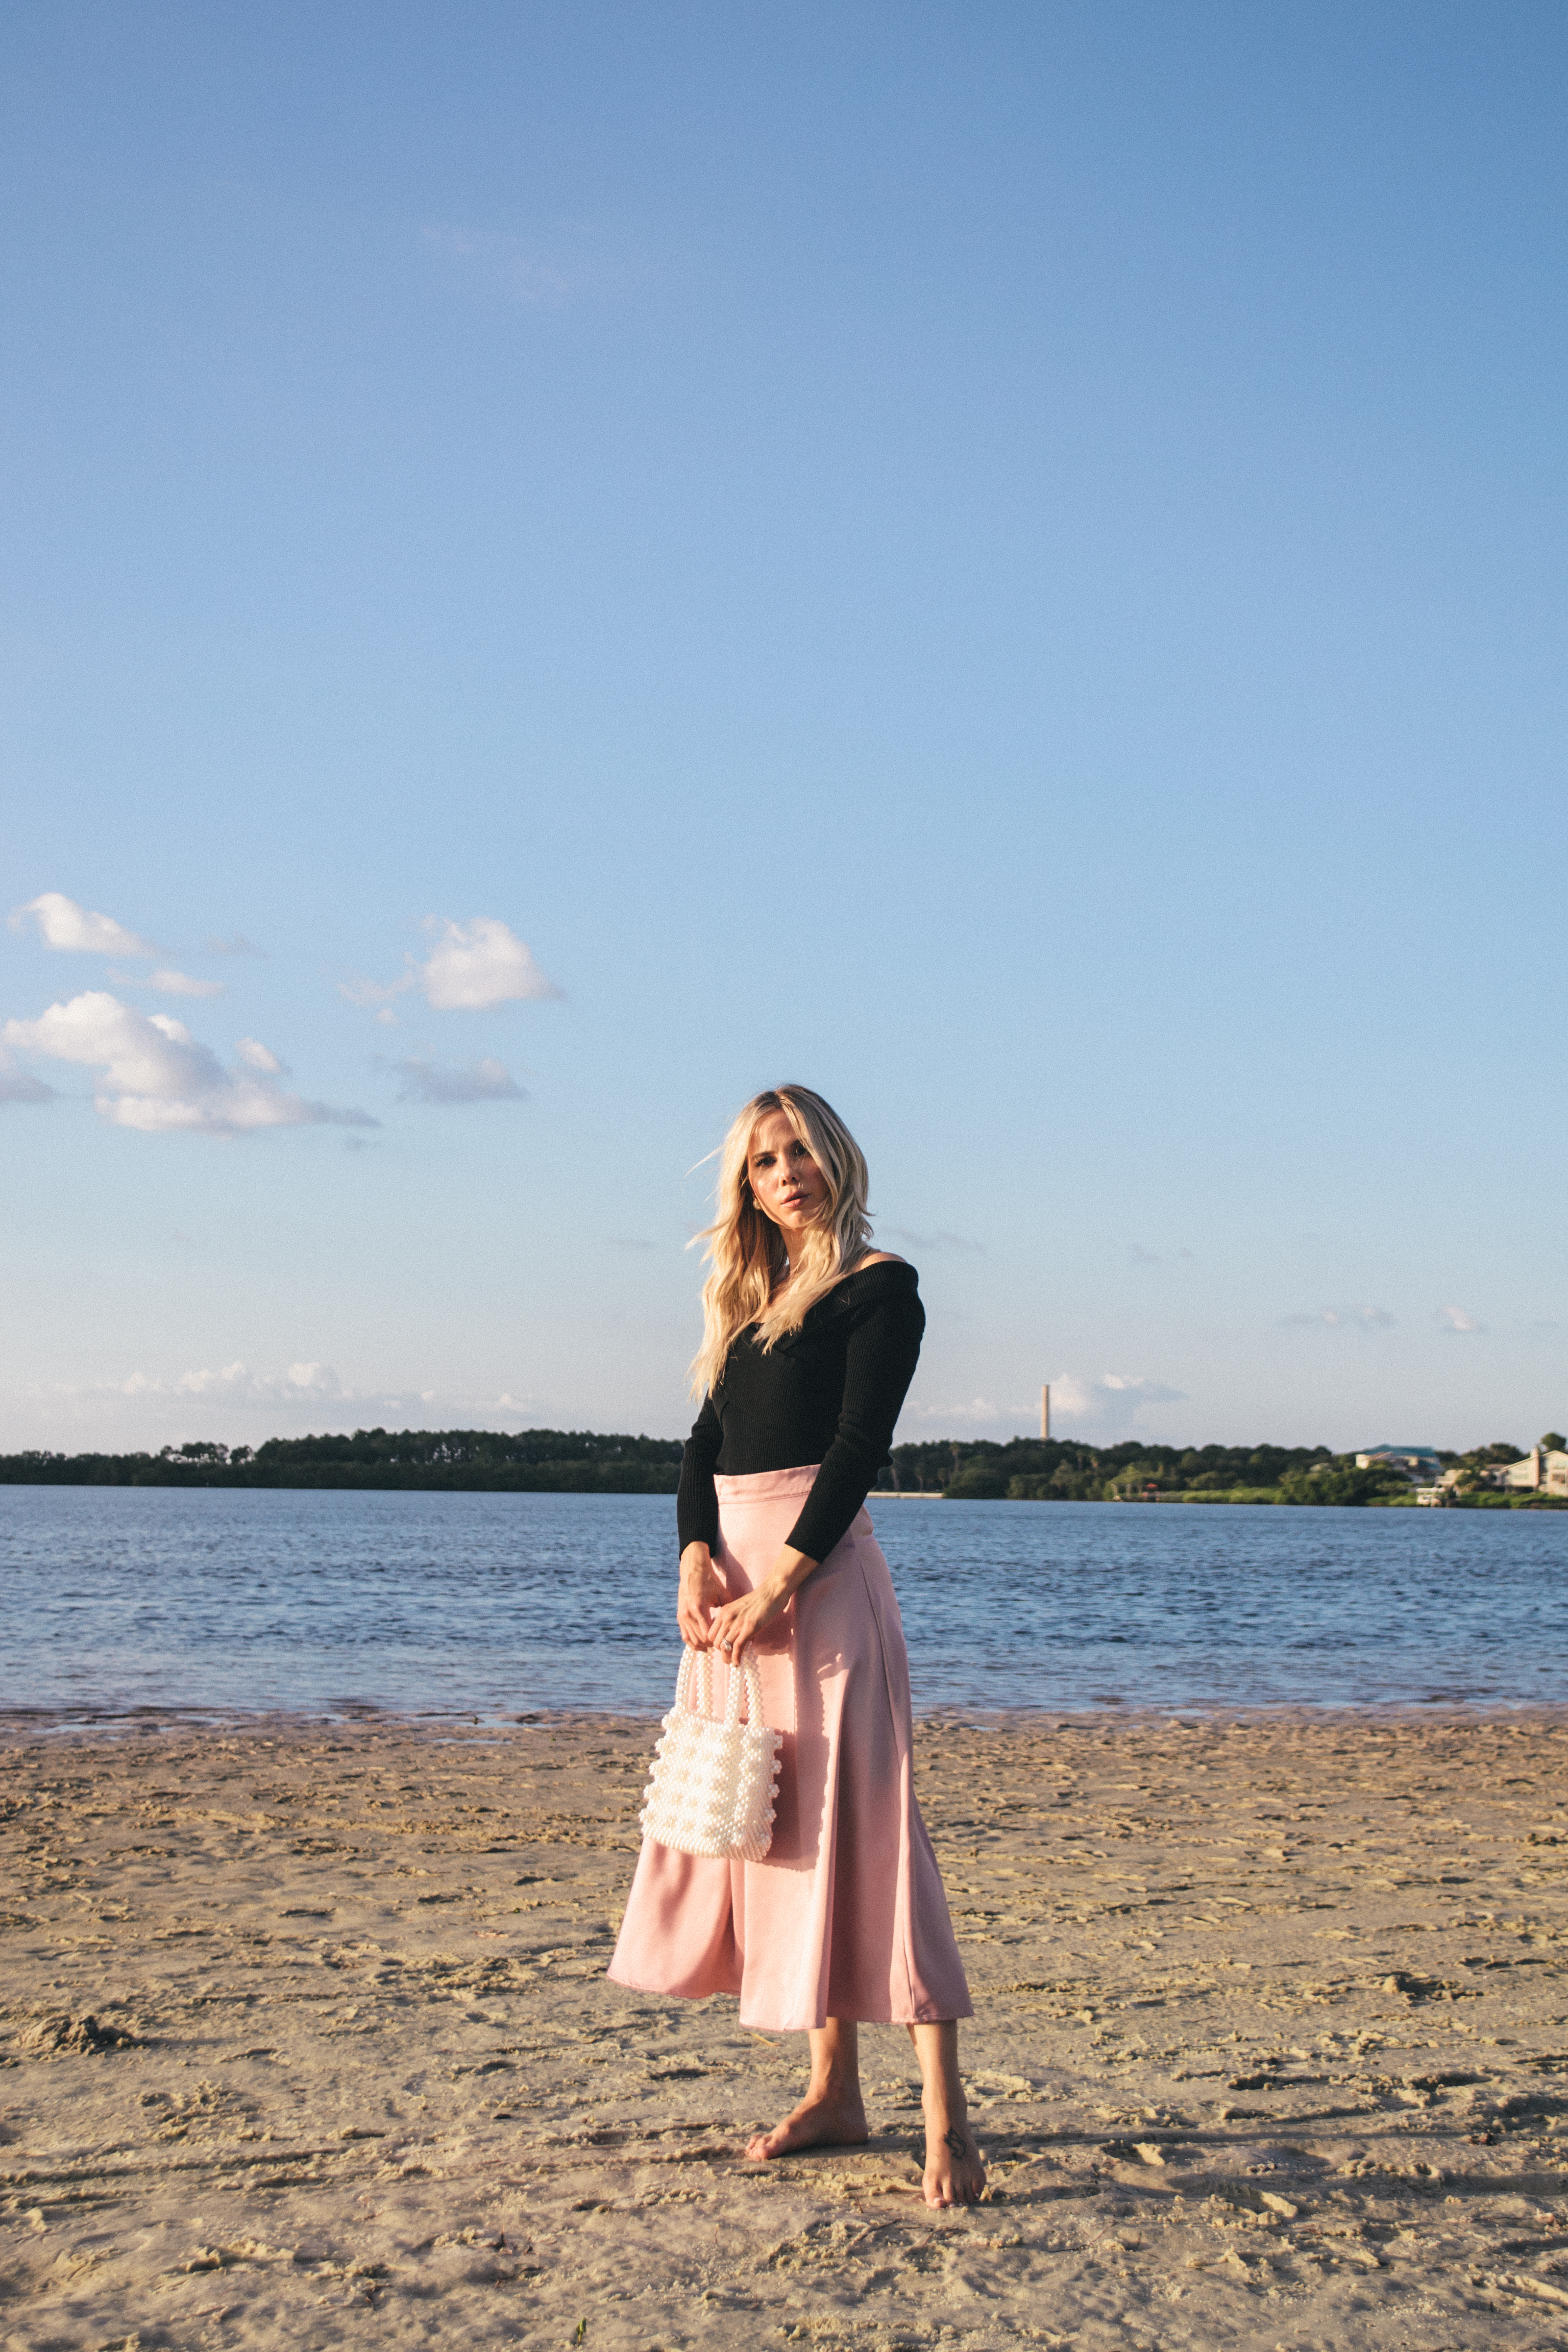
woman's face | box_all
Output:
[747,1110,830,1244]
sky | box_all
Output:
[2,1,1565,1458]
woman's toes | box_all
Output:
[922,2121,985,2207]
[745,2094,867,2162]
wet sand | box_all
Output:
[2,1709,1566,2349]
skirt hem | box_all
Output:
[604,1960,972,2034]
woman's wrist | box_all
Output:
[768,1546,817,1602]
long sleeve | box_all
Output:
[675,1389,723,1555]
[785,1285,924,1564]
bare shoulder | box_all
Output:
[831,1250,911,1289]
[823,1249,914,1301]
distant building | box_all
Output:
[1434,1447,1568,1497]
[1494,1448,1568,1496]
[1355,1444,1443,1481]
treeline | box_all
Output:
[3,1428,1558,1508]
[886,1437,1561,1508]
[0,1427,682,1494]
[888,1437,1353,1502]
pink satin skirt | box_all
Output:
[607,1465,972,2033]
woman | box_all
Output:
[608,1085,985,2208]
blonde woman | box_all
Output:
[609,1085,985,2208]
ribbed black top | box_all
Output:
[676,1258,924,1566]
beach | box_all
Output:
[3,1709,1566,2350]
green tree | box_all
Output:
[1277,1461,1408,1507]
[945,1461,1012,1500]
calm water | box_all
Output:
[1,1485,1564,1720]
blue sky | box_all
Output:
[3,1,1564,1455]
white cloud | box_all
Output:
[146,967,225,999]
[908,1396,1007,1425]
[1048,1372,1186,1432]
[183,1361,339,1400]
[1437,1303,1487,1335]
[236,1037,286,1073]
[15,898,233,999]
[394,1054,525,1104]
[1281,1304,1395,1330]
[907,1374,1175,1430]
[0,1045,54,1104]
[121,1361,346,1402]
[903,1375,1182,1435]
[12,891,157,958]
[110,964,227,999]
[338,972,408,1010]
[422,916,559,1010]
[113,1361,443,1417]
[2,991,376,1137]
[341,915,560,1016]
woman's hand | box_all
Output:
[677,1542,727,1649]
[710,1546,817,1661]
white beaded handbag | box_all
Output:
[639,1645,783,1862]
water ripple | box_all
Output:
[2,1486,1564,1717]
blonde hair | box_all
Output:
[689,1084,874,1399]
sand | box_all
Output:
[2,1707,1566,2351]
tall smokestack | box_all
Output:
[1041,1384,1050,1441]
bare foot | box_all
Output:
[922,2111,986,2208]
[745,2085,868,2162]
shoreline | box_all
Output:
[3,1710,1565,2347]
[10,1474,1568,1510]
[7,1697,1568,1738]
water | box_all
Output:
[1,1485,1564,1720]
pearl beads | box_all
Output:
[639,1651,782,1861]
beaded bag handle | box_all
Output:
[673,1642,762,1730]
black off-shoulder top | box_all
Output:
[675,1258,924,1566]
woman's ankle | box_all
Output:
[806,2070,863,2105]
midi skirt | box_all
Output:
[607,1465,972,2033]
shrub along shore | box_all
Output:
[0,1428,682,1493]
[1,1428,1562,1507]
[897,1435,1566,1507]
